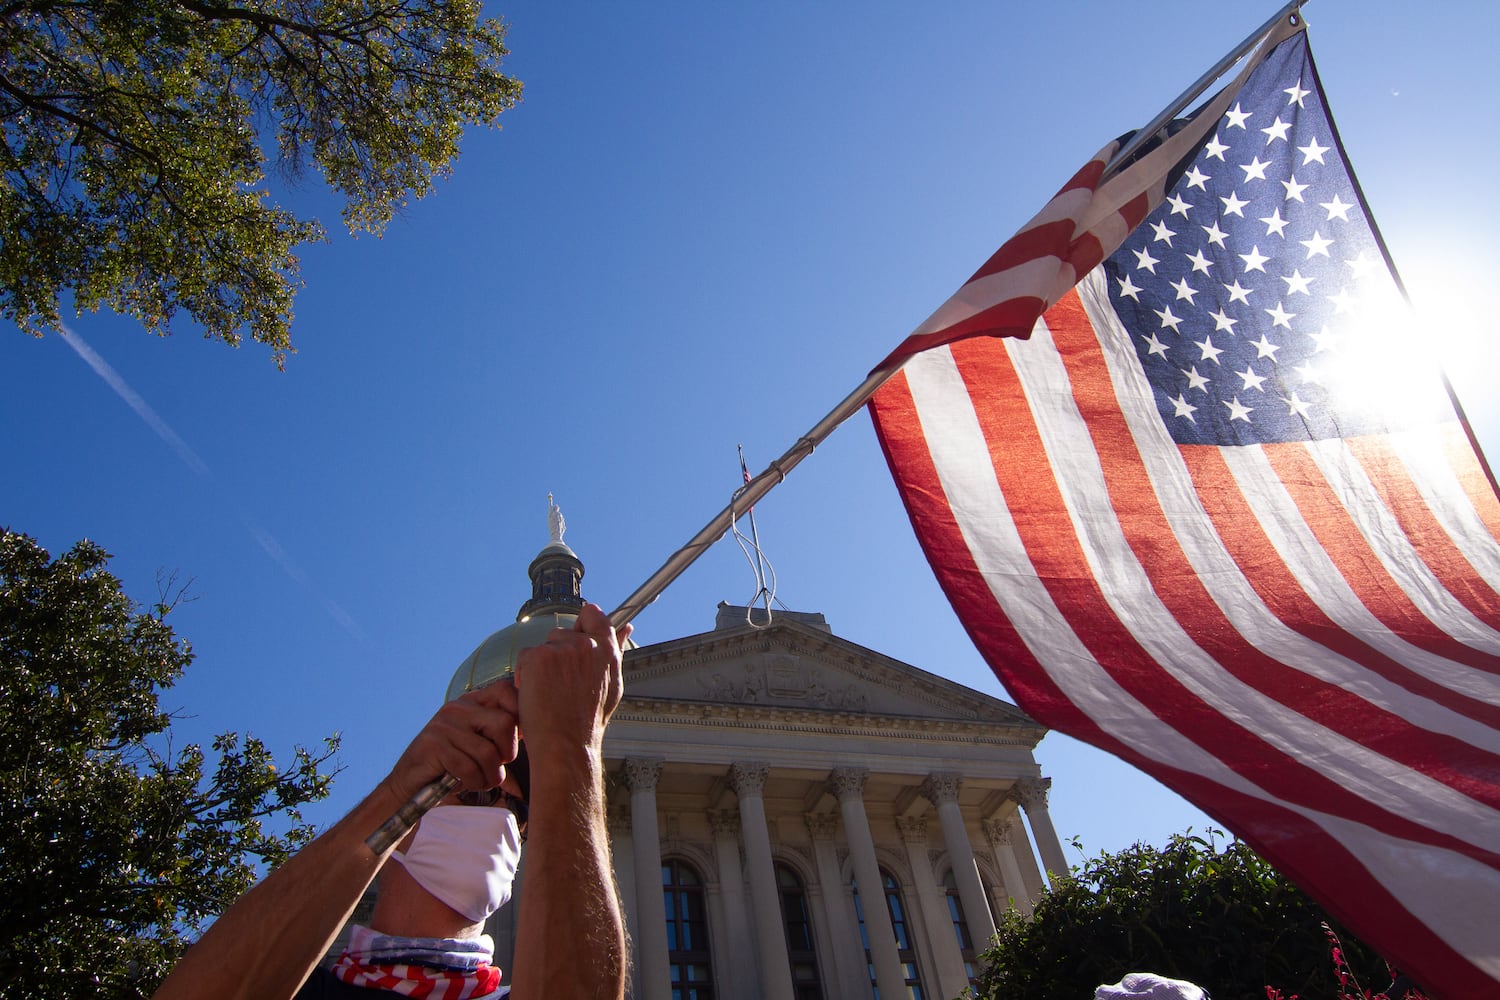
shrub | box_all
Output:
[970,831,1418,1000]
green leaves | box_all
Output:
[971,831,1396,1000]
[0,1,522,363]
[0,529,341,999]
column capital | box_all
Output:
[895,814,929,844]
[827,766,868,801]
[622,757,664,792]
[982,817,1014,849]
[804,811,839,841]
[707,808,741,838]
[1013,776,1052,812]
[729,760,771,797]
[920,771,963,807]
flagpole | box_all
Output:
[369,0,1313,853]
[614,3,1310,630]
[1104,0,1307,178]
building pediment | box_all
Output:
[622,613,1036,731]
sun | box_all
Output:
[1304,262,1456,431]
[1393,243,1500,409]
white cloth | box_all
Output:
[341,922,495,970]
[1096,972,1210,1000]
[389,804,522,923]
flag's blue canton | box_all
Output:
[1102,33,1450,447]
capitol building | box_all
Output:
[437,511,1069,1000]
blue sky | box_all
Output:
[4,0,1498,864]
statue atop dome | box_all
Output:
[548,493,566,544]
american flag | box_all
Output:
[869,21,1500,1000]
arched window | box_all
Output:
[941,867,979,985]
[776,863,823,1000]
[852,870,926,1000]
[663,859,714,1000]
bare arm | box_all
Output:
[150,682,521,1000]
[509,603,631,1000]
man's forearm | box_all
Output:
[510,744,626,1000]
[151,786,402,1000]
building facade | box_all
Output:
[470,520,1068,1000]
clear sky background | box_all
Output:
[5,0,1498,865]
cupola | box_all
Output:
[446,496,595,701]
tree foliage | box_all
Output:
[0,1,522,363]
[0,529,341,998]
[971,832,1417,1000]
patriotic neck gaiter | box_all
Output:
[331,924,502,999]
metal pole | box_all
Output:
[368,0,1312,854]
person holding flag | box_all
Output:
[150,604,632,1000]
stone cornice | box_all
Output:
[609,698,1045,747]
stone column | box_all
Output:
[896,815,969,1000]
[805,811,864,998]
[1004,807,1046,899]
[707,809,754,1000]
[1015,777,1069,882]
[981,816,1034,917]
[730,762,795,1000]
[829,767,904,1000]
[623,758,670,1000]
[920,773,997,949]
